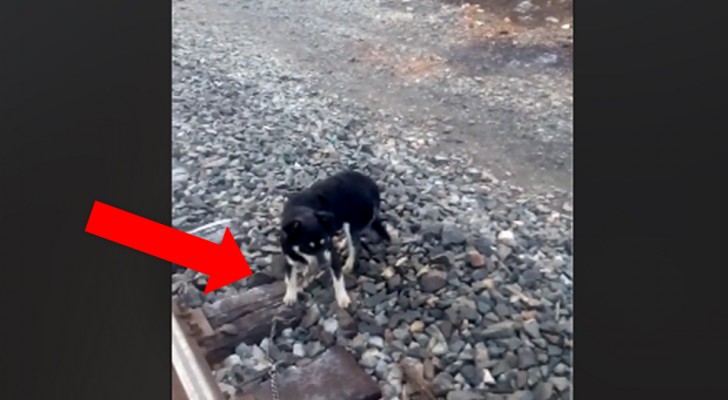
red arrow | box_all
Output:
[84,201,253,294]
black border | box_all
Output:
[579,0,727,398]
[2,1,171,398]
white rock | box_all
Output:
[431,340,449,356]
[293,342,305,357]
[323,318,338,334]
[217,382,237,398]
[369,336,385,348]
[483,368,496,385]
[222,354,242,367]
[498,230,517,247]
[251,345,267,361]
[361,349,382,369]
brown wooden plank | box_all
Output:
[201,307,301,365]
[198,282,304,365]
[202,282,287,328]
[250,346,381,400]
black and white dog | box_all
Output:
[279,170,390,308]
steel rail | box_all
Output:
[172,308,225,400]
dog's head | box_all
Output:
[280,209,336,256]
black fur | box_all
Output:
[279,170,390,305]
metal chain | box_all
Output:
[266,317,282,400]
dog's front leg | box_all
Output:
[282,241,318,305]
[342,222,357,273]
[328,244,351,308]
[283,256,306,305]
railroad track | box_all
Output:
[172,300,226,400]
[172,221,382,400]
[172,285,382,400]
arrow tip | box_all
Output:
[203,228,253,294]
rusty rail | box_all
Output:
[172,302,226,400]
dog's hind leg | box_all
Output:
[342,222,357,273]
[370,206,391,242]
[371,218,390,242]
[357,235,373,257]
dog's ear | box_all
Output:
[281,220,302,239]
[314,211,336,232]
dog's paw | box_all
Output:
[283,290,298,306]
[335,291,351,309]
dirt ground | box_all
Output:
[176,0,573,194]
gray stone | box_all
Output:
[524,319,541,338]
[447,390,486,400]
[387,274,402,290]
[474,342,490,368]
[304,341,324,357]
[442,224,466,246]
[477,300,493,314]
[495,303,511,318]
[368,336,385,348]
[497,244,512,260]
[438,320,454,339]
[336,310,358,334]
[235,343,254,359]
[461,364,485,386]
[553,363,568,375]
[351,334,368,351]
[533,382,554,400]
[432,372,455,395]
[514,370,529,389]
[360,323,384,336]
[527,367,542,387]
[301,305,320,329]
[473,237,495,257]
[381,383,398,399]
[431,252,453,267]
[507,390,535,400]
[500,338,523,351]
[374,359,388,379]
[492,359,513,377]
[476,321,516,340]
[393,328,410,341]
[360,348,382,369]
[420,270,448,292]
[518,347,538,369]
[550,377,570,392]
